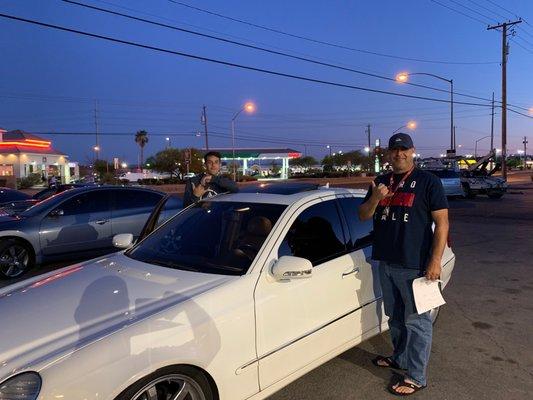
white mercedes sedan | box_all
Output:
[0,183,455,400]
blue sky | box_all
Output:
[0,0,532,164]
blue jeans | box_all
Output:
[378,261,432,387]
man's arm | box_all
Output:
[182,179,199,207]
[212,175,239,193]
[425,208,449,281]
[358,181,391,221]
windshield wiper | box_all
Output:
[141,258,200,272]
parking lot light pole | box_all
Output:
[396,72,453,150]
[392,121,417,135]
[474,135,491,158]
[231,102,256,181]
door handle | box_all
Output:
[342,266,360,277]
[95,219,109,225]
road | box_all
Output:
[268,182,533,400]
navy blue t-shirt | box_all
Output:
[363,168,448,270]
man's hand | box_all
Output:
[192,182,206,198]
[371,181,393,201]
[201,174,212,187]
[425,259,441,281]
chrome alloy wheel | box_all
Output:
[0,244,30,278]
[131,374,207,400]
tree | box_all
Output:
[149,148,182,177]
[289,156,318,168]
[134,130,149,171]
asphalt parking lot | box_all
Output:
[269,182,533,400]
[2,177,532,399]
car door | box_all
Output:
[337,194,384,333]
[39,190,112,256]
[110,189,163,239]
[254,196,362,389]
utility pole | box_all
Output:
[524,136,528,169]
[490,92,495,154]
[201,105,209,150]
[366,124,371,150]
[93,100,99,161]
[488,19,522,180]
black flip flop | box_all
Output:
[371,355,404,370]
[388,379,426,396]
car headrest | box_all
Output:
[247,216,273,236]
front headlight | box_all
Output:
[0,372,41,400]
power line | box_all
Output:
[465,0,508,21]
[446,0,499,23]
[166,0,498,65]
[62,0,499,104]
[0,12,506,110]
[482,0,521,19]
[429,0,491,25]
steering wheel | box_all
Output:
[234,244,258,261]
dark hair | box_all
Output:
[203,151,222,162]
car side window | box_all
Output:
[58,191,110,216]
[113,190,163,210]
[278,200,347,266]
[338,197,373,250]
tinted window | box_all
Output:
[278,200,346,266]
[127,201,286,275]
[113,189,162,210]
[0,189,30,202]
[338,197,373,250]
[155,195,183,227]
[59,191,110,215]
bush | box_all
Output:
[17,173,42,189]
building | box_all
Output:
[0,128,73,188]
[205,148,301,179]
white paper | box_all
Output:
[412,277,446,315]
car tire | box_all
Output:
[0,239,35,279]
[487,191,504,199]
[461,183,476,199]
[115,365,215,400]
[430,306,440,325]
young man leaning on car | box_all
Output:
[183,151,239,207]
[358,133,449,396]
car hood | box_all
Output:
[0,253,234,380]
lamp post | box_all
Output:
[396,72,454,151]
[392,121,417,135]
[474,135,491,158]
[326,145,332,157]
[165,137,171,149]
[231,101,256,181]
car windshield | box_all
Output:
[19,190,72,217]
[428,170,460,179]
[126,201,286,275]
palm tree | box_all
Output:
[135,130,149,171]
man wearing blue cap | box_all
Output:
[358,133,449,395]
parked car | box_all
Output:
[118,171,170,182]
[460,151,507,199]
[0,186,172,278]
[0,187,31,203]
[0,183,455,399]
[425,169,465,197]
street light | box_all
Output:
[396,71,454,151]
[364,146,370,153]
[326,145,332,157]
[121,162,127,168]
[392,120,417,134]
[93,145,100,162]
[165,137,171,148]
[231,101,256,181]
[474,135,491,158]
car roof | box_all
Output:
[209,182,367,205]
[57,185,164,195]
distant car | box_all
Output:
[0,183,454,400]
[119,171,170,182]
[183,172,196,179]
[460,152,507,199]
[425,169,465,197]
[0,186,168,278]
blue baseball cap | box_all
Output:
[388,133,414,149]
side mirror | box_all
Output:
[113,233,134,249]
[49,209,64,217]
[271,256,313,281]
